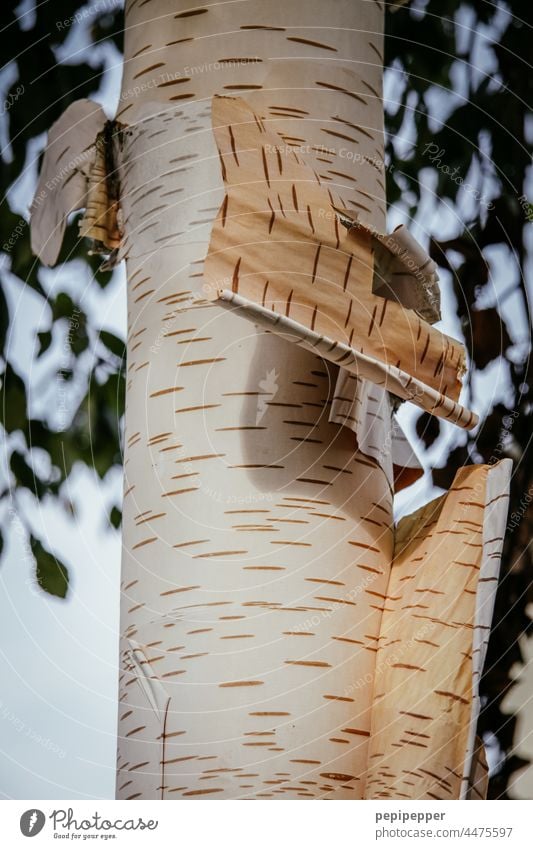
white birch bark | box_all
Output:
[113,0,395,800]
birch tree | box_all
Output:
[30,0,511,801]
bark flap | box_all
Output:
[365,458,511,799]
[30,99,122,267]
[30,99,106,266]
[370,224,441,324]
[205,95,476,429]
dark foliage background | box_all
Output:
[0,0,531,797]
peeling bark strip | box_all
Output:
[29,0,511,801]
[30,99,107,267]
[204,95,471,426]
[216,290,476,430]
[365,459,511,800]
[29,101,124,264]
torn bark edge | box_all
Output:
[337,209,442,326]
[464,736,490,800]
[79,120,125,268]
[119,639,171,800]
[460,457,512,799]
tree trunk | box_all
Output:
[115,0,396,801]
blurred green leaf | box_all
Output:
[0,364,27,433]
[30,534,69,598]
[109,506,122,529]
[37,329,52,357]
[99,330,126,361]
[0,279,9,355]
